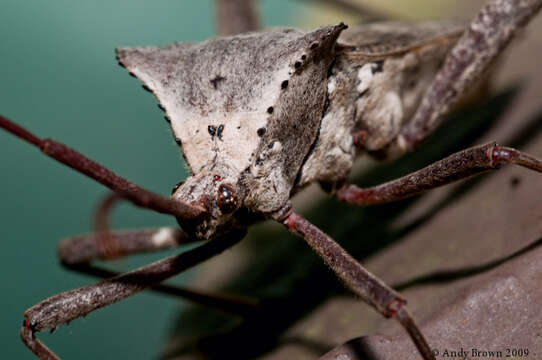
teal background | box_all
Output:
[0,1,302,359]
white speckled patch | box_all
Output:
[151,227,177,248]
[356,63,375,94]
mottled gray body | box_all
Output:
[116,21,463,239]
[299,21,463,188]
[13,3,542,359]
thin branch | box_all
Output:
[396,0,542,153]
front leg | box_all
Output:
[58,227,192,265]
[21,230,245,360]
[58,227,259,317]
[276,210,435,360]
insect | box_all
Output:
[2,0,542,359]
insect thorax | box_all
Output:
[117,23,346,237]
[296,21,463,190]
[116,21,462,237]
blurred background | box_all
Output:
[4,1,536,359]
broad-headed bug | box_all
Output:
[2,1,542,359]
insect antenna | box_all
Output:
[0,114,206,220]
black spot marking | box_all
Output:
[267,106,274,114]
[171,180,184,195]
[129,72,136,78]
[210,75,226,89]
[142,85,152,93]
[237,126,241,129]
[359,88,370,97]
[406,79,416,89]
[117,61,126,69]
[164,115,171,123]
[217,124,225,140]
[510,176,521,188]
[157,104,165,111]
[372,61,384,74]
[208,125,217,137]
[301,54,307,60]
[281,80,289,89]
[267,142,275,149]
[323,93,330,115]
[174,138,182,146]
[294,61,301,68]
[257,127,266,137]
[327,59,336,78]
[320,182,333,193]
[310,41,319,50]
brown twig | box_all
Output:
[397,0,542,152]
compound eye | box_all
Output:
[217,183,238,214]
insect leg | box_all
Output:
[57,228,259,317]
[90,192,182,260]
[58,227,195,265]
[279,211,435,360]
[0,115,205,220]
[21,230,246,360]
[90,192,124,259]
[93,192,120,233]
[336,142,542,205]
[215,0,260,36]
[390,0,542,154]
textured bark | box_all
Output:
[397,0,542,151]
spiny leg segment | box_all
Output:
[58,224,259,317]
[58,227,194,265]
[0,115,256,357]
[21,230,246,360]
[278,211,435,360]
[295,143,542,359]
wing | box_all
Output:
[337,20,465,60]
[297,21,465,188]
